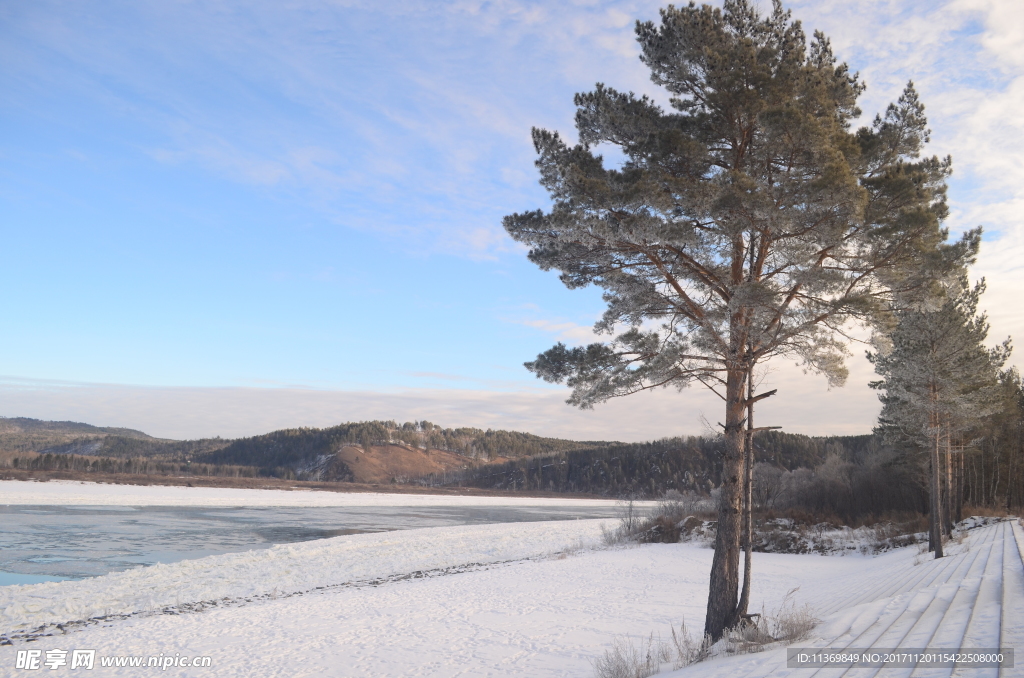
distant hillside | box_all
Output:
[0,417,161,454]
[0,417,229,459]
[0,417,616,484]
[0,415,880,496]
[196,420,609,468]
[417,431,883,497]
[0,416,155,440]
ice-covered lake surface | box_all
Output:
[0,504,621,583]
[0,481,631,584]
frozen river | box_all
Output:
[0,503,622,585]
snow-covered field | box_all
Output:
[0,479,634,508]
[1,482,1020,677]
[0,520,614,634]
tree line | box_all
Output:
[5,452,259,478]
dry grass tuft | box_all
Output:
[592,635,666,678]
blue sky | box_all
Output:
[2,0,1022,441]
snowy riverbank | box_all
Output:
[1,482,1021,677]
[5,522,1019,676]
[0,519,614,635]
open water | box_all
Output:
[0,504,621,585]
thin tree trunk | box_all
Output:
[943,424,953,536]
[955,451,963,523]
[981,446,986,506]
[972,452,979,507]
[929,407,944,558]
[704,363,746,641]
[994,442,1001,508]
[737,362,755,619]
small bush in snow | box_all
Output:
[721,588,819,655]
[592,635,666,678]
[668,619,713,668]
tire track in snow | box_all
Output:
[998,522,1024,678]
[715,531,994,678]
[818,542,963,618]
[816,528,990,652]
[908,529,1003,678]
[815,548,983,678]
[819,529,987,618]
[952,522,1006,678]
[899,524,1005,678]
[831,525,1000,678]
[789,523,1004,678]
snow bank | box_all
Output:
[2,522,1019,677]
[0,479,635,508]
[0,519,613,634]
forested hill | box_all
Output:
[0,416,155,441]
[1,416,882,495]
[0,416,164,454]
[193,420,612,471]
[0,417,227,459]
[0,417,614,471]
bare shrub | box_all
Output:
[592,635,666,678]
[594,593,818,678]
[618,499,642,533]
[604,492,716,546]
[721,589,819,655]
[600,499,648,545]
[637,515,682,544]
[659,489,714,515]
[592,622,715,678]
[668,619,713,668]
[769,590,819,642]
[600,523,630,546]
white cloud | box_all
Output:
[0,366,878,442]
[512,317,602,345]
[788,0,1024,371]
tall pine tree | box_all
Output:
[870,272,1011,557]
[505,0,968,638]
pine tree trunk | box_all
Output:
[955,451,963,523]
[737,365,754,619]
[972,452,979,507]
[994,445,1001,508]
[930,411,944,558]
[704,363,746,641]
[943,427,953,536]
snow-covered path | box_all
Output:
[668,520,1024,678]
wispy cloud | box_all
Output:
[786,0,1024,361]
[0,369,878,442]
[517,318,601,345]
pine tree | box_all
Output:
[870,275,1011,557]
[504,0,969,639]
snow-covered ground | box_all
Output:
[0,479,633,508]
[664,519,1024,678]
[1,481,1020,677]
[0,520,614,634]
